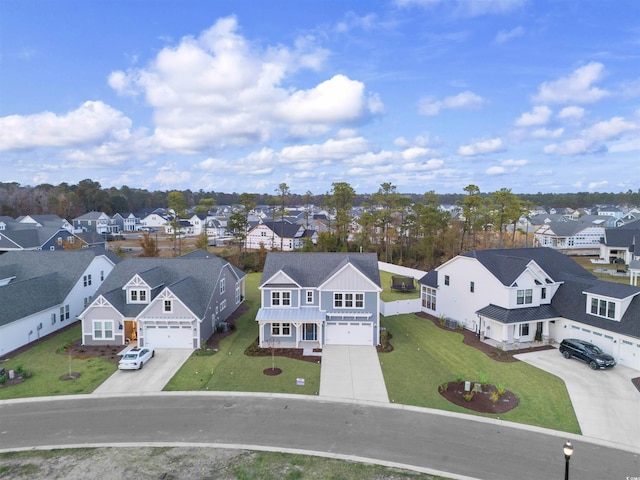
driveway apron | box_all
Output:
[320,345,389,403]
[92,349,193,394]
[515,349,640,449]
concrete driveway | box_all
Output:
[92,349,193,394]
[515,349,640,449]
[319,345,389,403]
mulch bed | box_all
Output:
[263,368,282,376]
[439,381,519,414]
[415,312,555,362]
[244,338,322,364]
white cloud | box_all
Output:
[501,159,528,167]
[514,106,552,126]
[458,138,505,156]
[544,116,638,156]
[419,90,488,116]
[585,117,637,141]
[532,62,610,104]
[0,101,134,151]
[395,0,525,16]
[557,106,585,120]
[401,146,432,161]
[588,180,608,190]
[530,128,564,139]
[108,16,379,153]
[486,166,506,175]
[495,26,524,44]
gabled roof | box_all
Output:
[252,221,303,239]
[0,248,119,327]
[0,227,73,249]
[461,247,595,286]
[90,254,242,319]
[260,252,381,289]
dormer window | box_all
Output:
[129,289,148,303]
[590,297,616,319]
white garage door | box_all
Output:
[325,321,373,346]
[619,339,640,371]
[144,325,193,349]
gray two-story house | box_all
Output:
[256,252,382,349]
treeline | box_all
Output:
[1,180,638,218]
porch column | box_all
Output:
[292,322,302,348]
[542,321,550,345]
[513,325,520,350]
[500,324,509,351]
[258,323,264,347]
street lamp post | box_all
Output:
[563,441,573,480]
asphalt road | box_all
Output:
[1,393,638,480]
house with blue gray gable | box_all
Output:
[256,252,382,349]
[78,251,245,350]
[0,248,119,356]
[419,247,640,371]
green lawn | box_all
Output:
[379,314,580,434]
[0,325,117,400]
[379,270,421,302]
[164,272,321,395]
[1,272,579,436]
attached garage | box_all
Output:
[325,321,373,346]
[143,324,194,349]
[618,339,640,371]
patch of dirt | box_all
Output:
[244,338,322,364]
[59,372,82,381]
[415,312,555,362]
[263,367,283,376]
[632,377,640,393]
[439,381,519,414]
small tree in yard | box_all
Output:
[265,337,281,374]
[139,231,160,257]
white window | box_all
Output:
[59,305,70,321]
[590,297,616,319]
[220,299,227,311]
[129,289,147,303]
[517,289,533,305]
[271,291,291,307]
[307,290,314,304]
[334,292,364,308]
[51,313,56,325]
[83,275,92,287]
[220,277,225,294]
[271,322,291,336]
[519,323,530,336]
[422,287,436,310]
[93,320,114,339]
[235,283,241,304]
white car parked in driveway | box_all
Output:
[118,347,154,370]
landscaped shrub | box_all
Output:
[463,392,474,402]
[490,391,500,403]
[0,374,7,385]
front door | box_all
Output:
[303,323,317,341]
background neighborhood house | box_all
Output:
[78,251,246,350]
[419,247,640,371]
[0,248,119,356]
[256,252,382,350]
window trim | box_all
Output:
[271,322,291,336]
[93,320,114,340]
[333,292,364,309]
[271,290,291,307]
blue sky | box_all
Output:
[1,0,639,195]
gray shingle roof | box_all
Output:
[463,247,595,285]
[0,248,118,326]
[261,252,381,288]
[93,255,243,319]
[476,304,559,324]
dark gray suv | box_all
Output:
[559,338,616,370]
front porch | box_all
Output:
[481,337,556,352]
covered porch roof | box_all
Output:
[256,307,326,323]
[476,304,559,324]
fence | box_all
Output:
[380,298,422,316]
[378,262,427,316]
